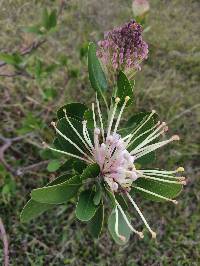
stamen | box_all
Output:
[171,135,180,141]
[113,96,130,134]
[107,97,120,137]
[51,121,93,162]
[82,121,94,150]
[94,127,100,152]
[115,199,144,239]
[96,93,105,142]
[127,121,160,149]
[132,136,180,157]
[176,167,184,172]
[132,185,178,204]
[126,192,156,239]
[137,174,186,185]
[141,168,184,174]
[42,142,92,163]
[130,122,168,152]
[138,170,186,180]
[63,109,93,156]
[122,133,132,141]
[125,110,156,146]
[92,103,97,129]
[114,206,126,242]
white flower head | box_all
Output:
[44,94,186,240]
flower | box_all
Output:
[132,0,150,17]
[97,20,148,78]
[44,94,186,240]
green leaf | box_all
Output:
[88,42,108,103]
[31,175,82,204]
[83,109,94,129]
[87,203,104,238]
[76,189,97,221]
[131,178,182,202]
[93,183,102,205]
[20,173,72,223]
[54,117,90,156]
[58,158,77,172]
[108,208,131,245]
[57,103,88,120]
[47,159,61,172]
[80,163,100,181]
[48,9,57,29]
[116,71,134,107]
[20,200,53,223]
[39,148,60,160]
[136,152,156,165]
[73,161,87,174]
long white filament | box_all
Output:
[96,93,105,142]
[138,170,185,180]
[113,96,130,134]
[126,192,156,238]
[63,109,93,156]
[125,110,156,147]
[92,103,97,129]
[115,199,144,238]
[107,97,120,137]
[132,136,179,157]
[132,185,178,204]
[131,123,168,153]
[140,167,184,174]
[82,121,94,150]
[42,142,93,163]
[127,121,160,148]
[51,122,93,161]
[114,207,126,241]
[137,173,186,185]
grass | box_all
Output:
[0,0,200,265]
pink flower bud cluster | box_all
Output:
[97,20,148,73]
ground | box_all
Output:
[0,0,199,265]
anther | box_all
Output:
[152,110,156,114]
[173,200,178,205]
[151,232,157,239]
[171,135,180,141]
[63,108,67,114]
[51,121,56,127]
[115,97,120,103]
[125,96,130,102]
[42,141,48,148]
[139,232,144,239]
[177,167,184,172]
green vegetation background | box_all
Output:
[0,0,199,265]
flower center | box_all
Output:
[93,131,138,192]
